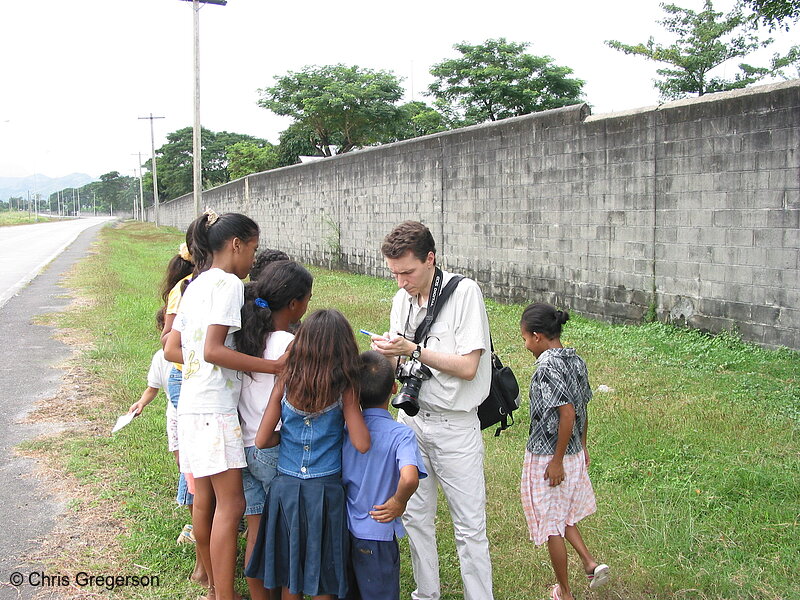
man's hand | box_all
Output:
[369,496,407,523]
[371,334,412,358]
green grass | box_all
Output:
[37,222,799,599]
[0,211,59,226]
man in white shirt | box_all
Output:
[372,221,493,600]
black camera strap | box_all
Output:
[412,267,464,345]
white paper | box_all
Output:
[111,412,136,434]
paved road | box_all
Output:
[0,217,113,309]
[0,219,113,599]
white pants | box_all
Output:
[399,409,494,600]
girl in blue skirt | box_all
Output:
[246,308,370,599]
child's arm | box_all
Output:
[583,413,590,466]
[255,376,284,449]
[160,312,177,348]
[129,386,160,415]
[369,464,420,523]
[544,403,575,487]
[342,388,370,453]
[205,324,286,374]
[164,329,183,364]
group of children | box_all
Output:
[132,209,609,600]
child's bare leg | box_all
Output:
[564,524,598,573]
[192,476,216,596]
[208,469,246,600]
[187,504,210,587]
[281,588,301,600]
[546,534,574,600]
[245,514,268,600]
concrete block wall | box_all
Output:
[150,79,800,350]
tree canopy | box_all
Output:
[741,0,800,29]
[144,127,267,200]
[48,171,138,214]
[606,1,775,99]
[427,38,585,125]
[258,64,405,156]
[226,141,279,180]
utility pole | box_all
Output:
[179,0,227,216]
[132,152,146,221]
[139,113,165,226]
[131,171,138,220]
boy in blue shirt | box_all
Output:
[342,351,427,600]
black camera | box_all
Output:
[391,359,432,416]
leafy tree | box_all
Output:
[144,127,267,200]
[226,141,279,179]
[741,0,800,29]
[393,101,450,140]
[97,171,126,210]
[606,1,774,99]
[770,43,800,77]
[275,122,324,167]
[427,38,585,125]
[259,64,405,156]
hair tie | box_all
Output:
[203,208,219,227]
[178,242,193,262]
[255,298,269,309]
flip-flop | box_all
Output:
[551,584,562,600]
[588,563,610,589]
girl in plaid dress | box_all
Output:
[520,303,609,600]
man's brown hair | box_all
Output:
[381,220,436,262]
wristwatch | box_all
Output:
[411,344,422,360]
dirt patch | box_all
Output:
[16,298,127,599]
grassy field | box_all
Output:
[0,211,58,226]
[26,221,799,599]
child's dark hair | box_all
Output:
[250,248,290,281]
[520,302,570,339]
[236,261,313,361]
[159,220,196,305]
[358,350,395,408]
[155,306,166,332]
[190,210,259,275]
[285,309,360,414]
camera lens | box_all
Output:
[391,375,422,416]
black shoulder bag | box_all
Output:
[478,334,521,436]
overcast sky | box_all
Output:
[0,0,794,179]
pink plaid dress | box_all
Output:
[520,449,596,546]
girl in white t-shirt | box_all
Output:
[235,260,313,600]
[164,209,283,600]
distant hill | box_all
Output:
[0,173,95,201]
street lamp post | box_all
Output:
[179,0,227,217]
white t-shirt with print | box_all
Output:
[174,268,244,415]
[389,270,491,413]
[147,349,173,390]
[238,329,294,447]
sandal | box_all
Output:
[177,523,196,545]
[588,563,610,589]
[551,584,562,600]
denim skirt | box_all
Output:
[245,473,349,598]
